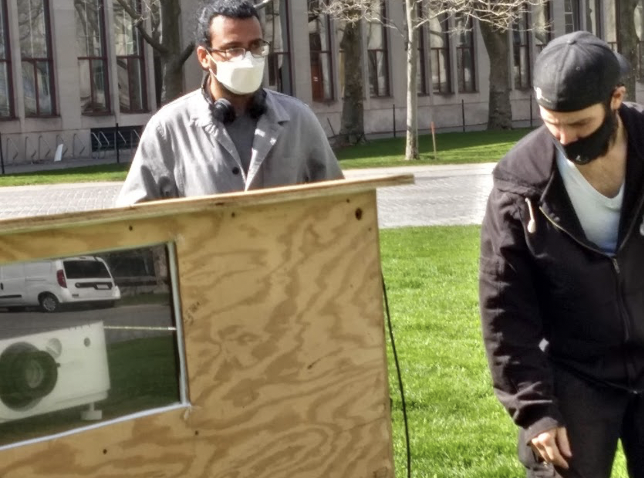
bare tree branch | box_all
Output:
[180,42,195,65]
[115,0,168,55]
[317,0,548,33]
[316,0,383,24]
[314,0,549,157]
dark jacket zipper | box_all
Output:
[610,257,631,343]
[540,206,636,380]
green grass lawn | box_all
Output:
[381,226,522,477]
[380,226,627,478]
[0,129,530,187]
[335,129,531,168]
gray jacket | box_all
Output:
[116,88,343,205]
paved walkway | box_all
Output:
[0,158,495,227]
[345,163,494,227]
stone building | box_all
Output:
[1,0,643,164]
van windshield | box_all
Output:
[63,260,111,279]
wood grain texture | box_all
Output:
[0,186,394,478]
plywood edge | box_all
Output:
[0,174,414,236]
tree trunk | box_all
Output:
[405,0,419,160]
[159,0,185,104]
[337,21,365,146]
[618,0,639,98]
[160,55,187,105]
[479,23,513,130]
[116,0,193,106]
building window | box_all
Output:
[76,0,110,114]
[604,0,617,51]
[564,0,581,33]
[264,0,292,95]
[534,1,552,53]
[0,0,13,118]
[113,0,147,113]
[587,0,602,37]
[367,2,390,97]
[455,14,475,93]
[308,0,333,102]
[429,13,451,94]
[513,12,531,90]
[635,0,644,82]
[18,0,56,117]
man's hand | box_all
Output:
[530,427,572,469]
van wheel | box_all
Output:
[39,293,60,313]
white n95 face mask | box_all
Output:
[210,51,265,95]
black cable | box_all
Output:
[382,274,411,478]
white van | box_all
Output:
[0,256,121,312]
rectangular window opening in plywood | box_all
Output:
[0,242,189,451]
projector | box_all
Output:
[0,321,110,423]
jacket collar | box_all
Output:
[187,87,292,190]
[539,165,587,243]
[492,125,556,197]
[245,90,290,188]
[190,86,217,129]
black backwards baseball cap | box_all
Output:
[533,31,630,112]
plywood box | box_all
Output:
[0,175,413,478]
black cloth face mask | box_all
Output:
[553,106,617,165]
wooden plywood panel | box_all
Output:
[0,189,393,478]
[178,191,391,478]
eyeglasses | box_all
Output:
[208,40,270,61]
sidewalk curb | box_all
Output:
[0,160,496,192]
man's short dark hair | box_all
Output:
[196,0,260,48]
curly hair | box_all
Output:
[195,0,260,48]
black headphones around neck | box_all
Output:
[201,75,267,124]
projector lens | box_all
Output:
[0,343,58,410]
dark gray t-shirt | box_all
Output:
[225,112,259,175]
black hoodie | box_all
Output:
[479,102,644,442]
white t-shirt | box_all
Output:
[556,150,623,254]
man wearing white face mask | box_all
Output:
[116,0,343,206]
[205,43,266,97]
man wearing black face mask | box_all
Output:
[479,31,644,478]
